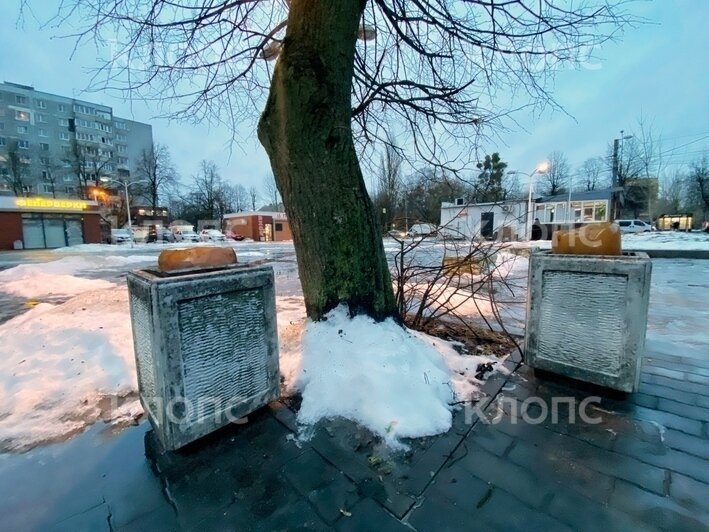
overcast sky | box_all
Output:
[1,0,707,196]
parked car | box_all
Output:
[200,229,227,242]
[225,230,245,241]
[157,227,175,243]
[131,226,149,243]
[407,223,438,238]
[110,228,133,245]
[174,229,200,242]
[616,219,653,234]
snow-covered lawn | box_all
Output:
[510,230,709,252]
[0,244,512,451]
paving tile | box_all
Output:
[506,439,614,504]
[452,441,553,508]
[642,373,709,396]
[473,488,572,532]
[630,405,704,437]
[467,422,515,457]
[656,398,709,422]
[407,489,491,531]
[306,474,361,524]
[492,415,666,495]
[49,503,111,532]
[638,382,697,406]
[116,504,179,532]
[609,479,709,531]
[337,498,409,532]
[670,472,709,514]
[614,435,709,484]
[281,448,340,495]
[547,488,647,532]
[663,428,709,460]
[426,464,491,515]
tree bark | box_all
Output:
[258,0,397,321]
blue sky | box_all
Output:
[1,0,707,195]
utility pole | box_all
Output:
[612,138,620,220]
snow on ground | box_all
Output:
[0,288,137,451]
[621,230,709,250]
[510,230,709,252]
[0,255,155,299]
[290,306,498,449]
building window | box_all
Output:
[22,185,33,193]
[0,122,4,130]
[63,175,74,182]
[16,95,28,105]
[18,140,30,149]
[39,183,54,194]
[0,137,5,146]
[40,156,50,165]
[115,134,127,142]
[37,99,47,109]
[40,142,50,151]
[115,121,127,130]
[593,201,607,221]
[58,103,66,112]
[17,125,28,134]
[58,118,69,127]
[15,110,30,121]
[37,114,48,123]
[39,128,48,137]
[275,222,283,232]
[60,132,70,140]
[65,186,76,194]
[41,171,49,180]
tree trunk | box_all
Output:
[258,0,397,321]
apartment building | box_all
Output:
[0,81,153,199]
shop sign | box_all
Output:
[15,198,90,211]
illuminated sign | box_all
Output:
[15,198,90,211]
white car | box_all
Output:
[110,228,133,245]
[200,229,227,242]
[174,229,200,242]
[616,219,653,234]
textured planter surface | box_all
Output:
[525,251,652,392]
[127,264,280,450]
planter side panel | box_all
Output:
[525,253,651,392]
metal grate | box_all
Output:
[536,271,628,377]
[130,292,160,420]
[178,289,269,424]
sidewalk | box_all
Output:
[2,342,708,531]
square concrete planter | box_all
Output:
[127,264,280,450]
[525,251,652,392]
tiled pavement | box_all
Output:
[2,342,709,531]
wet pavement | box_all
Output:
[0,249,708,530]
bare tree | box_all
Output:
[262,173,281,208]
[579,157,606,191]
[541,151,570,196]
[192,160,221,220]
[68,139,113,199]
[372,141,403,230]
[248,186,258,211]
[4,141,29,196]
[232,184,249,212]
[137,143,177,213]
[689,155,709,214]
[48,0,633,320]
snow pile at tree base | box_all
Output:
[292,306,499,448]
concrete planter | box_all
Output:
[524,251,652,392]
[127,264,280,450]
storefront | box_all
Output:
[0,197,101,250]
[223,211,293,242]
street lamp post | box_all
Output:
[510,162,549,241]
[100,176,150,248]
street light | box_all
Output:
[99,176,150,248]
[510,162,549,241]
